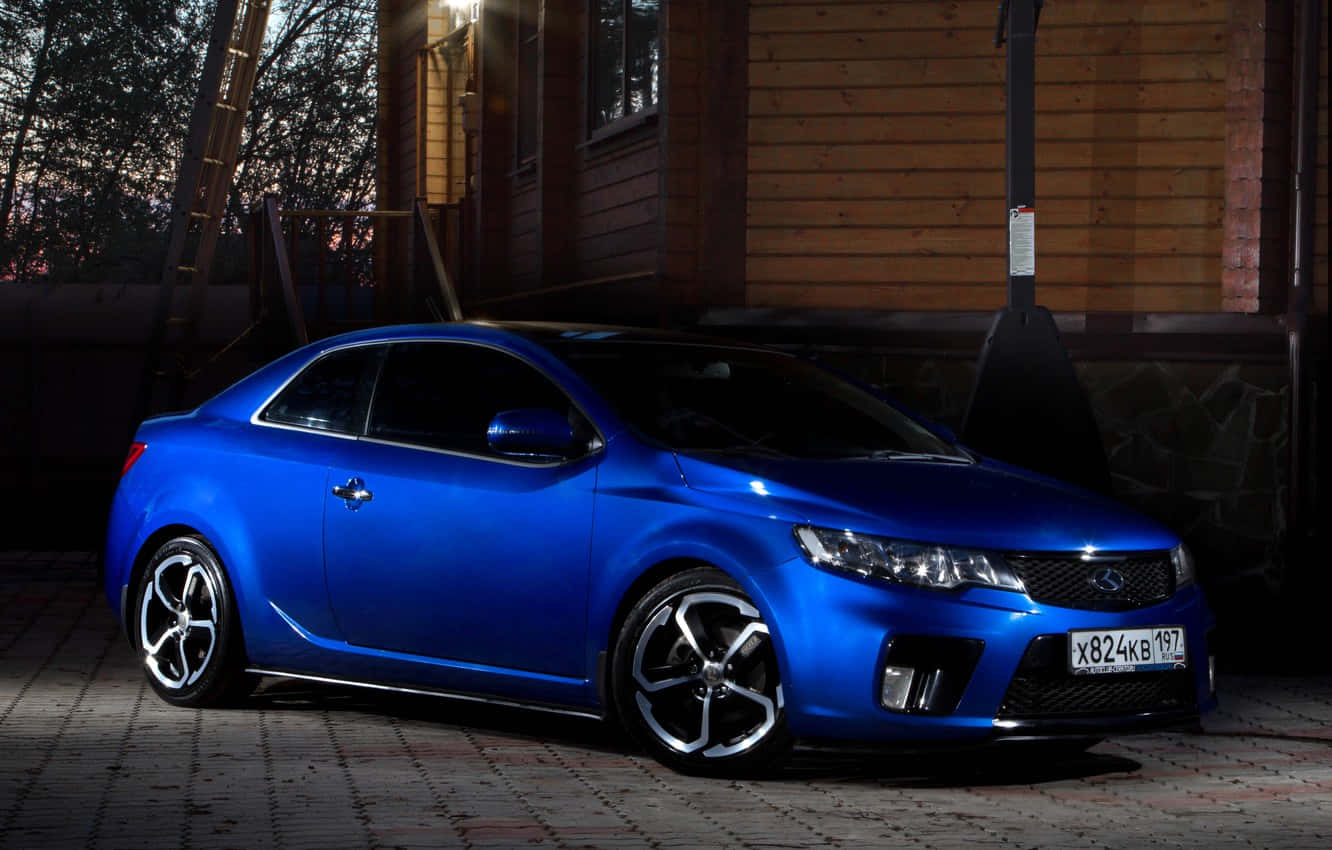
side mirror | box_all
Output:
[487,408,576,460]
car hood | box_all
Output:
[673,452,1177,554]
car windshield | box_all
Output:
[551,341,967,461]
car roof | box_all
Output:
[319,320,765,349]
[195,321,772,427]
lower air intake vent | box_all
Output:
[999,672,1195,718]
[998,634,1196,719]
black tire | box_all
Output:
[612,566,791,776]
[132,535,256,707]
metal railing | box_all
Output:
[247,197,463,348]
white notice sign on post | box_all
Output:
[1009,206,1035,277]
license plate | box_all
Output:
[1068,626,1187,675]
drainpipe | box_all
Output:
[1285,0,1321,547]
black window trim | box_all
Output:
[579,105,658,152]
[358,338,606,468]
[253,338,607,467]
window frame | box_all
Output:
[586,0,661,139]
[252,342,387,439]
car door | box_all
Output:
[243,342,385,645]
[322,340,600,678]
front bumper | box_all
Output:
[753,559,1217,744]
[990,707,1203,740]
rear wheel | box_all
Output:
[133,535,255,706]
[612,567,791,775]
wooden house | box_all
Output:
[377,0,1328,597]
[380,0,1325,315]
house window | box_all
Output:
[590,0,659,131]
[516,0,538,164]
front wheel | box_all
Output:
[612,567,791,775]
[133,535,255,707]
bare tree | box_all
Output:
[0,0,378,285]
[0,0,62,253]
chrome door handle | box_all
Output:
[332,477,373,509]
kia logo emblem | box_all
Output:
[1089,567,1126,594]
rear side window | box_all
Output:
[262,345,384,434]
[368,341,586,458]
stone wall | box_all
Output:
[1080,361,1289,591]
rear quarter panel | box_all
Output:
[105,412,342,668]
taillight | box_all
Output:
[122,442,147,477]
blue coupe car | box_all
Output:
[105,321,1215,774]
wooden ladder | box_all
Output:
[137,0,272,419]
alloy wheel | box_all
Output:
[630,590,783,759]
[138,551,220,690]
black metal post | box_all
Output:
[963,0,1111,495]
[1005,0,1037,310]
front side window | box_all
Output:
[367,342,592,460]
[261,346,384,434]
[591,0,659,131]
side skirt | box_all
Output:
[245,667,606,721]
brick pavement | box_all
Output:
[1,552,1329,849]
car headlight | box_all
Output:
[793,525,1024,592]
[1171,543,1195,587]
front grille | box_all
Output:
[1008,553,1174,610]
[998,634,1196,719]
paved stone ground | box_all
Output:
[2,552,1329,850]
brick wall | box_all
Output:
[1221,0,1291,312]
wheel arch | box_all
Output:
[598,557,716,712]
[589,517,800,715]
[122,524,203,641]
[600,559,794,771]
[124,525,249,665]
[127,524,259,706]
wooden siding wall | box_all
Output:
[691,0,750,307]
[379,2,462,206]
[661,1,702,303]
[480,0,663,296]
[422,39,468,204]
[378,0,426,213]
[574,166,660,280]
[475,2,516,291]
[747,0,1231,313]
[510,180,540,287]
[573,139,660,278]
[538,0,579,285]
